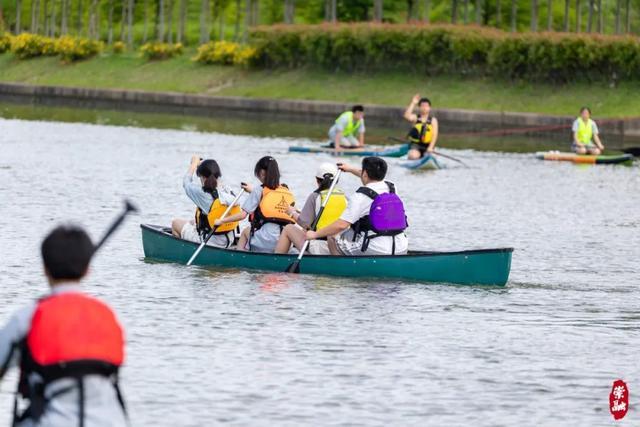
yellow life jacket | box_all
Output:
[408,116,433,145]
[195,192,241,236]
[314,188,347,231]
[576,117,594,145]
[252,185,296,230]
[337,111,362,137]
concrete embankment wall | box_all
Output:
[1,82,639,141]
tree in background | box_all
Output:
[0,0,638,47]
[285,0,295,23]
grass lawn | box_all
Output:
[1,52,638,118]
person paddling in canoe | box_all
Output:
[403,95,439,160]
[171,156,242,248]
[328,105,366,153]
[275,163,347,255]
[572,106,605,155]
[305,157,409,256]
[213,156,296,253]
[0,226,128,427]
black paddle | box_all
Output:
[187,189,245,266]
[388,136,470,167]
[286,170,343,274]
[93,199,139,255]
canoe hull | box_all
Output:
[288,144,409,158]
[141,225,513,286]
[536,151,633,165]
[400,154,443,170]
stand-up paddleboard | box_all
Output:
[289,144,409,158]
[400,154,443,170]
[536,151,633,165]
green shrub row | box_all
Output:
[249,23,640,82]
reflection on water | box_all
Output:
[0,118,638,426]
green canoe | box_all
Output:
[141,224,513,286]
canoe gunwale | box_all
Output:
[141,224,513,259]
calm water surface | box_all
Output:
[0,118,639,426]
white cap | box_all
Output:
[315,162,338,179]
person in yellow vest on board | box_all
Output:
[403,94,439,160]
[572,107,605,155]
[328,105,366,152]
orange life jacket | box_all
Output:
[16,292,126,425]
[195,190,241,236]
[251,185,296,231]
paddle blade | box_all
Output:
[125,199,139,213]
[285,261,301,274]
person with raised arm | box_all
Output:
[404,94,439,160]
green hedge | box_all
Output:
[249,23,640,82]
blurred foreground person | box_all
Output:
[0,226,127,427]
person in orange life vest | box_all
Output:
[214,156,296,253]
[0,226,127,427]
[403,94,439,160]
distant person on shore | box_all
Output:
[172,156,241,248]
[328,105,366,152]
[404,94,439,160]
[0,226,128,427]
[214,156,296,253]
[304,157,408,256]
[274,163,347,255]
[572,107,605,155]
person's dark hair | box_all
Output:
[41,226,94,281]
[361,157,388,181]
[580,106,591,115]
[352,105,364,113]
[316,174,334,192]
[419,98,431,106]
[196,159,222,196]
[254,156,281,190]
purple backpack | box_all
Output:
[355,182,408,236]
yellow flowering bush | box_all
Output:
[233,46,257,67]
[0,33,12,54]
[10,33,56,59]
[140,42,183,60]
[112,41,125,54]
[55,36,102,62]
[194,41,242,65]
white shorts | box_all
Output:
[308,240,331,255]
[338,135,360,148]
[335,235,408,256]
[180,222,234,248]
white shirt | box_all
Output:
[339,181,409,255]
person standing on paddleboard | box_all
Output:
[0,226,128,427]
[572,106,605,155]
[404,94,439,160]
[328,105,366,153]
